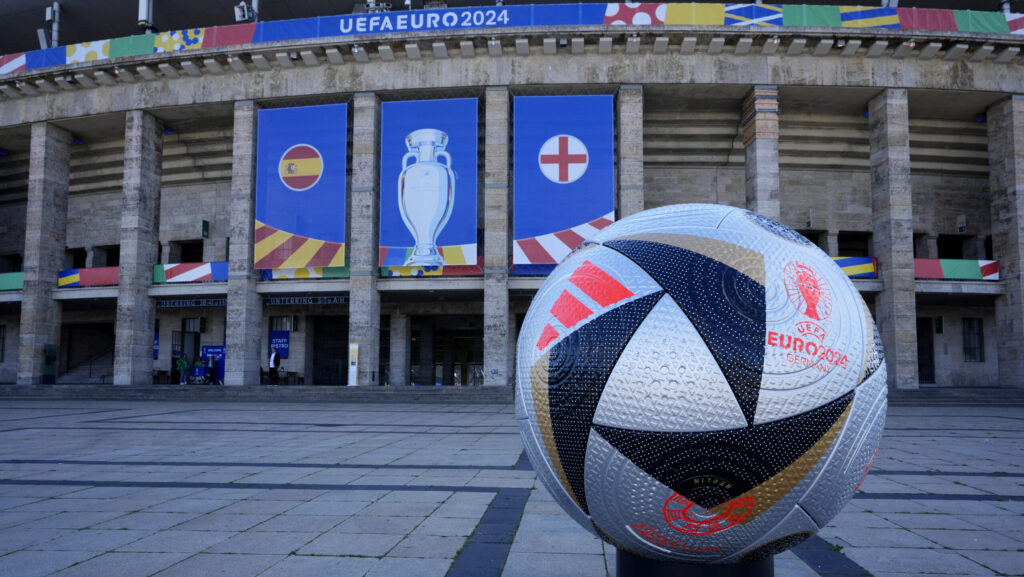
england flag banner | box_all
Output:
[513,95,614,275]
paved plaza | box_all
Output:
[0,400,1020,577]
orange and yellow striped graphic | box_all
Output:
[254,220,346,270]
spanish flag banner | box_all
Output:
[255,104,347,269]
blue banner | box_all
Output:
[200,345,225,384]
[323,6,531,37]
[512,95,615,274]
[154,333,159,360]
[379,98,478,272]
[255,104,347,270]
[269,330,290,359]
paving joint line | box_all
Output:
[446,487,531,577]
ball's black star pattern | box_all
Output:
[605,239,766,426]
[592,392,854,510]
[546,291,664,515]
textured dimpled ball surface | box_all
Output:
[515,203,887,564]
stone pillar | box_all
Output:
[618,85,645,218]
[869,89,918,390]
[742,86,780,220]
[825,232,839,257]
[389,313,411,386]
[85,247,96,268]
[418,317,434,386]
[225,101,262,386]
[349,92,381,386]
[924,235,938,259]
[987,95,1024,387]
[17,123,70,385]
[114,110,163,385]
[484,87,512,387]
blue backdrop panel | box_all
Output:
[255,104,347,268]
[379,98,478,267]
[512,95,614,273]
[255,18,320,42]
[322,5,531,37]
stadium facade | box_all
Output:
[0,2,1022,392]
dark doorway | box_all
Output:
[916,317,935,384]
[59,323,115,382]
[410,315,483,386]
[312,316,349,386]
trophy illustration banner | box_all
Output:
[512,95,615,276]
[379,98,480,277]
[255,103,348,270]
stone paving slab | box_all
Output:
[0,401,1021,577]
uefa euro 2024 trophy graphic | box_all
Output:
[398,128,454,267]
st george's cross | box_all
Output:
[538,134,589,184]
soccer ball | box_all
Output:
[516,204,886,563]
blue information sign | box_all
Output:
[269,330,290,359]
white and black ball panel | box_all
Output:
[592,295,747,433]
[516,412,596,531]
[798,366,887,527]
[752,232,868,423]
[515,204,886,563]
[723,506,819,564]
[517,243,664,378]
[589,203,739,244]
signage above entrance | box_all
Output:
[264,295,349,306]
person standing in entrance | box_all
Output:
[269,347,280,385]
[177,355,190,385]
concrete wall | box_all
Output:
[0,317,19,383]
[0,203,27,257]
[158,182,231,262]
[66,192,121,251]
[917,305,999,387]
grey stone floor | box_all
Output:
[0,400,1020,577]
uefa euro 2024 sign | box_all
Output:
[517,204,887,564]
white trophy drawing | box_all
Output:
[398,128,455,267]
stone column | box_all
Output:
[85,247,96,268]
[17,123,70,385]
[825,232,839,257]
[987,95,1024,387]
[114,110,163,385]
[618,85,645,218]
[869,89,918,390]
[418,317,434,386]
[484,87,512,387]
[389,313,411,386]
[349,92,381,386]
[225,101,262,386]
[741,86,780,220]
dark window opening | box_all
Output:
[0,254,22,273]
[962,318,984,363]
[179,240,204,263]
[936,235,964,259]
[837,232,871,258]
[66,248,87,269]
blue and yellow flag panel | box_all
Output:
[255,104,347,270]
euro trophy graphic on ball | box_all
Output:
[517,204,887,577]
[398,128,454,266]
